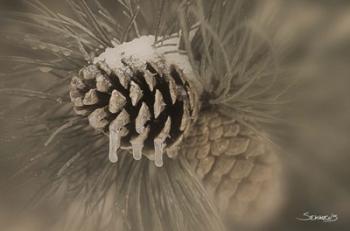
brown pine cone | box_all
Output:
[69,59,198,167]
[180,110,282,226]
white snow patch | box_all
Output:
[94,35,194,76]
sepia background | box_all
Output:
[0,0,349,230]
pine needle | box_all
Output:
[0,88,64,103]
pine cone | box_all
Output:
[180,110,281,226]
[69,59,198,167]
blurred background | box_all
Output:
[0,0,349,230]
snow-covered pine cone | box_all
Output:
[69,35,281,227]
[69,39,198,167]
[180,110,281,226]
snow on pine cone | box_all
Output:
[180,110,282,226]
[69,36,199,167]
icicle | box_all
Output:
[154,117,171,167]
[130,126,150,160]
[108,109,130,163]
[132,143,142,160]
[109,127,121,163]
[154,140,165,167]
